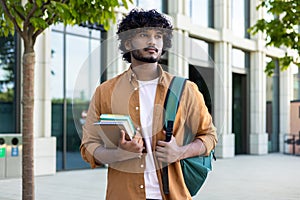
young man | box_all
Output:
[80,9,217,200]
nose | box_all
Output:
[147,35,156,46]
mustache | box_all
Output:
[143,46,158,52]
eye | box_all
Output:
[155,35,162,39]
[139,33,148,37]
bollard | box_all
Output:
[0,136,6,179]
[6,134,22,178]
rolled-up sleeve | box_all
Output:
[185,81,218,156]
[80,86,104,168]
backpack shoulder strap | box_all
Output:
[164,76,187,128]
[162,76,186,195]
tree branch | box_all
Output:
[32,0,70,42]
[0,0,24,38]
[32,11,58,41]
[12,5,26,21]
[40,0,51,15]
[23,2,38,30]
[32,0,69,40]
[32,28,45,42]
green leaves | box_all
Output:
[249,0,300,76]
[0,0,132,39]
[29,17,48,30]
[64,0,128,30]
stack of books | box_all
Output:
[94,114,135,148]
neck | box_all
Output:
[131,61,159,81]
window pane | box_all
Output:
[135,0,163,12]
[66,31,101,100]
[189,38,213,67]
[0,35,16,133]
[232,0,245,37]
[190,38,209,61]
[50,30,64,170]
[51,32,64,99]
[292,64,300,100]
[189,0,208,27]
[232,48,245,68]
[51,24,102,170]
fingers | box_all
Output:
[155,149,168,162]
[134,130,142,138]
[157,140,166,147]
[133,130,143,144]
[119,130,144,154]
[157,135,174,146]
[119,130,126,143]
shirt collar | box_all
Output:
[126,64,166,86]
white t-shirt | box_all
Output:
[138,78,162,199]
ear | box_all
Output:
[124,40,132,51]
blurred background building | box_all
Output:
[0,0,299,176]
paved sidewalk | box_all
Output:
[0,153,299,200]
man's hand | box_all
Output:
[156,133,207,164]
[117,130,144,160]
[94,130,144,164]
[155,131,181,163]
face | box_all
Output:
[126,29,164,63]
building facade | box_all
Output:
[0,0,299,176]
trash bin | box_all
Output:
[6,134,22,178]
[0,136,6,179]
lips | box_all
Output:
[144,46,158,53]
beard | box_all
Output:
[131,48,160,63]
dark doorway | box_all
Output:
[232,73,248,154]
[189,65,214,116]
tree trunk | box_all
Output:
[22,52,35,200]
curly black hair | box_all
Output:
[117,9,173,63]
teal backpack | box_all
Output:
[162,76,215,197]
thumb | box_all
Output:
[120,130,126,143]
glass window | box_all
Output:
[232,48,249,69]
[0,35,18,133]
[292,64,300,100]
[51,24,102,170]
[190,39,208,62]
[189,38,214,68]
[232,0,250,38]
[135,0,167,13]
[189,0,214,27]
[50,32,64,99]
[265,58,280,152]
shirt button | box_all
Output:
[140,164,144,168]
[134,87,138,91]
[140,185,144,189]
[131,73,135,77]
[135,107,139,110]
[136,127,140,131]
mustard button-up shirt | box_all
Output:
[80,65,217,200]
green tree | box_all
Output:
[0,0,130,199]
[249,0,300,76]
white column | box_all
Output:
[214,0,229,29]
[168,0,182,15]
[247,0,268,155]
[213,0,235,158]
[106,14,125,79]
[279,68,291,152]
[168,30,189,78]
[214,41,235,158]
[33,28,56,175]
[249,52,268,154]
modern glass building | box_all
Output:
[0,0,299,175]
